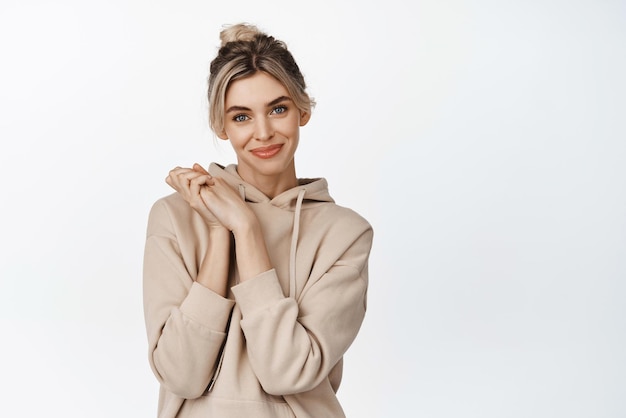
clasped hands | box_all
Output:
[166,163,254,232]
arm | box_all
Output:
[232,223,373,395]
[196,226,231,297]
[143,199,235,399]
[198,176,273,280]
[188,169,373,394]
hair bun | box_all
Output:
[220,23,265,46]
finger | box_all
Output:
[171,167,206,179]
[190,174,213,185]
[167,168,204,194]
[167,167,190,184]
[178,170,206,186]
[199,186,215,209]
[192,163,210,175]
[168,166,192,176]
[189,175,201,197]
[190,174,213,196]
[212,177,239,196]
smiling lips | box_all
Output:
[250,144,283,159]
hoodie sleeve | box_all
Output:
[231,218,373,396]
[143,199,235,399]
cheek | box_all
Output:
[281,117,302,136]
[224,126,250,145]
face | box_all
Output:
[218,71,310,187]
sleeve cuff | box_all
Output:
[231,269,285,318]
[180,282,235,330]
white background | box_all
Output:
[1,0,625,416]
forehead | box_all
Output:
[225,71,289,107]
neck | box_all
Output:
[236,165,298,199]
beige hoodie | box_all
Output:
[143,163,373,417]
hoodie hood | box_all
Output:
[208,163,334,208]
[207,163,334,299]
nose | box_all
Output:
[254,117,274,141]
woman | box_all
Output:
[143,23,373,417]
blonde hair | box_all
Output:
[207,23,315,135]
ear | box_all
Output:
[216,130,229,140]
[299,111,311,127]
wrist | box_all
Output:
[232,220,272,281]
[197,227,231,296]
[208,225,231,237]
[231,217,261,240]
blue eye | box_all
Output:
[233,114,249,122]
[272,105,287,115]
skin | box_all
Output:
[166,71,310,294]
[218,71,310,198]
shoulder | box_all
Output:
[149,192,188,215]
[310,201,372,233]
[148,192,187,222]
[304,202,373,277]
[146,192,197,238]
[304,202,373,254]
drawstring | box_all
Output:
[238,182,305,299]
[289,189,306,299]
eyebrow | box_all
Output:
[225,96,292,114]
